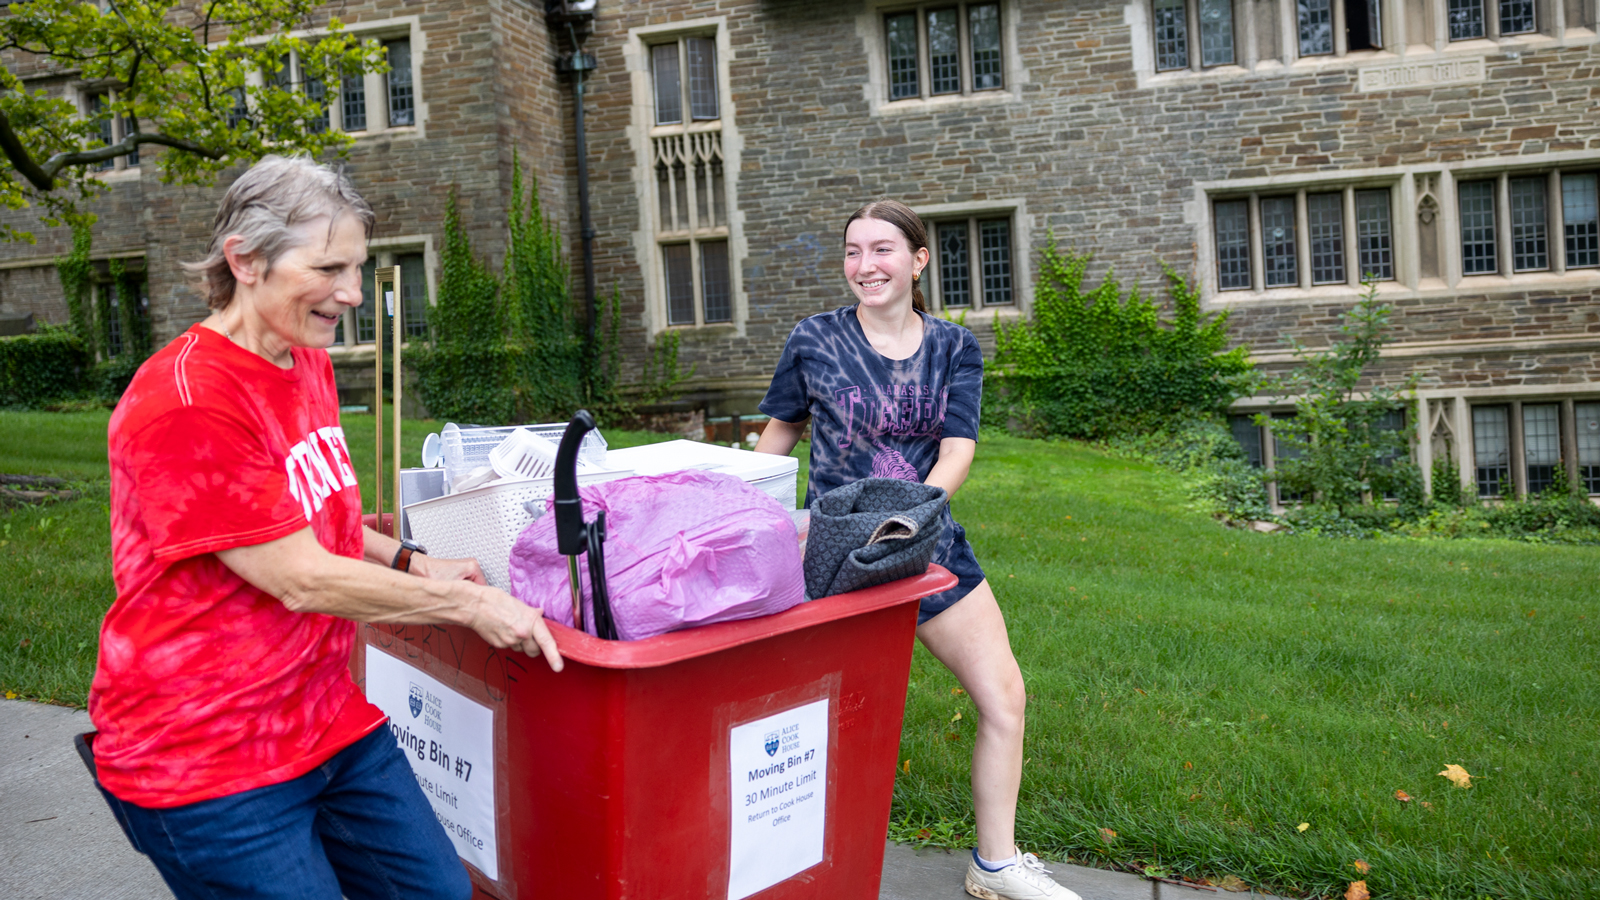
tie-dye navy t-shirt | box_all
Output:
[761,305,985,619]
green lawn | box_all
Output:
[2,412,1595,899]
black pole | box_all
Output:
[568,25,598,354]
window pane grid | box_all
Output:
[887,13,920,99]
[1563,173,1599,268]
[1355,190,1393,281]
[1298,0,1333,55]
[305,75,329,135]
[341,73,366,131]
[1153,0,1189,71]
[1473,405,1510,497]
[652,44,682,125]
[1449,0,1485,39]
[701,242,731,323]
[1229,415,1264,468]
[979,219,1013,306]
[385,39,414,127]
[928,9,961,95]
[1308,193,1345,285]
[89,94,114,171]
[1214,199,1251,290]
[1199,0,1235,66]
[1523,403,1561,494]
[399,253,428,339]
[355,259,377,343]
[664,244,694,326]
[1261,196,1298,287]
[687,37,719,120]
[1576,402,1600,493]
[1510,177,1548,272]
[1499,0,1535,34]
[938,222,972,308]
[1459,181,1498,274]
[970,4,1003,89]
[1272,414,1304,504]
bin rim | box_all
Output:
[545,565,956,669]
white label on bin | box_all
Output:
[365,650,498,881]
[727,697,829,900]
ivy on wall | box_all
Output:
[987,242,1253,440]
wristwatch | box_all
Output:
[391,539,427,573]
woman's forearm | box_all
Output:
[754,417,807,457]
[925,437,976,498]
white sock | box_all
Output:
[975,849,1020,871]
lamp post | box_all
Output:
[547,1,600,356]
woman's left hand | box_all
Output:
[409,554,488,585]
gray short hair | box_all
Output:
[184,155,376,311]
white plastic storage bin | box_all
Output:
[403,468,633,591]
[604,440,799,510]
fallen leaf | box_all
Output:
[1188,792,1202,801]
[17,639,29,648]
[1218,874,1249,892]
[1098,827,1117,843]
[951,688,965,696]
[1345,880,1370,900]
[1183,761,1194,770]
[1420,801,1434,809]
[1297,822,1310,832]
[1439,764,1473,788]
[1143,865,1170,879]
[901,759,911,774]
[1527,609,1536,617]
[944,732,960,742]
[1351,859,1371,874]
[1395,789,1412,802]
[950,711,963,723]
[1442,721,1449,729]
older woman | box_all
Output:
[89,155,559,900]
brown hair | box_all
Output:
[843,199,928,313]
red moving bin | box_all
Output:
[355,566,956,900]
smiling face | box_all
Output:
[237,214,368,352]
[844,215,928,311]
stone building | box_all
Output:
[3,0,1599,503]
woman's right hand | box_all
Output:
[465,586,565,672]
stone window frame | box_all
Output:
[913,199,1033,318]
[878,2,1007,101]
[856,1,1026,117]
[74,87,140,175]
[1441,158,1600,285]
[626,17,748,338]
[326,235,437,355]
[238,16,427,141]
[1129,0,1594,85]
[1467,397,1600,498]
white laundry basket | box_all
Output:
[403,468,632,591]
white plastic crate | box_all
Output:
[439,422,608,489]
[404,468,633,591]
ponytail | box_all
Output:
[911,272,926,312]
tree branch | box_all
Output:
[0,108,56,190]
[41,130,223,178]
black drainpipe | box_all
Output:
[552,7,599,358]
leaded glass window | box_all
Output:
[1499,0,1535,34]
[1262,197,1298,287]
[1523,403,1561,494]
[652,44,682,125]
[1272,413,1305,504]
[664,245,695,326]
[1510,176,1548,272]
[1355,190,1393,281]
[1563,173,1598,268]
[1459,181,1498,274]
[970,4,1003,89]
[227,87,250,130]
[1576,402,1600,494]
[980,219,1013,306]
[1308,192,1345,285]
[341,72,366,131]
[938,222,972,308]
[1473,405,1511,497]
[385,39,414,127]
[701,242,731,323]
[887,13,920,100]
[88,93,115,171]
[306,74,329,135]
[687,37,719,120]
[1230,415,1264,467]
[1298,0,1333,55]
[1449,0,1485,40]
[355,259,378,343]
[399,253,428,339]
[1214,199,1251,290]
[1154,0,1189,71]
[929,9,962,95]
[1199,0,1234,66]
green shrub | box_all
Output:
[1481,484,1600,537]
[1188,457,1274,522]
[1104,417,1273,523]
[989,244,1252,440]
[90,354,144,403]
[0,327,89,408]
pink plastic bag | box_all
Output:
[507,470,805,641]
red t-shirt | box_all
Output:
[90,325,385,808]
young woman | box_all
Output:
[755,200,1080,900]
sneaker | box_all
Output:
[964,851,1083,900]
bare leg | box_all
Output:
[915,579,1025,861]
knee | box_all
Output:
[980,672,1027,736]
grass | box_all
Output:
[3,413,1596,898]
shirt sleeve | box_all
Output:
[759,326,812,424]
[942,330,984,442]
[116,404,310,565]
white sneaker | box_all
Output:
[964,851,1083,900]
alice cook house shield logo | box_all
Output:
[409,683,424,718]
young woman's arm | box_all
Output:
[925,436,976,499]
[754,417,807,457]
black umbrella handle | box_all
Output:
[554,410,596,557]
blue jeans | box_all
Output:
[96,726,473,900]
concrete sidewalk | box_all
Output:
[2,699,1283,900]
